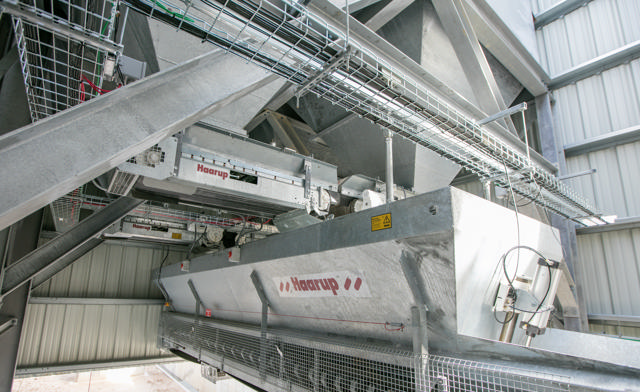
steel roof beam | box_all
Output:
[1,196,143,297]
[564,124,640,158]
[534,0,594,30]
[28,297,165,305]
[338,0,383,14]
[364,0,413,31]
[0,50,280,231]
[548,40,640,90]
[432,0,514,133]
[588,313,640,325]
[464,0,549,96]
[576,216,640,235]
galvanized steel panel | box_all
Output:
[586,0,625,55]
[565,141,640,217]
[563,6,598,67]
[615,141,640,217]
[552,59,640,145]
[532,0,563,14]
[540,22,573,75]
[553,85,585,146]
[576,234,613,314]
[18,242,183,368]
[574,77,614,141]
[32,243,185,298]
[538,0,640,75]
[535,29,550,74]
[17,304,167,368]
[577,229,640,317]
[617,0,640,42]
[600,63,640,132]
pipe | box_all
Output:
[384,129,394,204]
[499,312,518,343]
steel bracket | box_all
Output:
[295,46,352,104]
[250,270,270,380]
[0,315,17,336]
[477,103,527,126]
[303,160,312,199]
[187,279,206,317]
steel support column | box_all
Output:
[535,93,588,331]
[0,210,42,392]
[0,50,280,231]
[1,197,143,297]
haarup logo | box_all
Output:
[196,163,229,180]
[273,271,371,298]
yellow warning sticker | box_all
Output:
[171,232,182,239]
[371,213,392,231]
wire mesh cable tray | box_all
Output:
[5,0,122,121]
[118,0,597,222]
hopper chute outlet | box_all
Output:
[156,187,640,391]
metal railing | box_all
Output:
[159,312,571,392]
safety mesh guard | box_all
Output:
[159,312,570,392]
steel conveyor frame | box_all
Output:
[159,311,572,392]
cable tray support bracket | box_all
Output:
[295,46,353,107]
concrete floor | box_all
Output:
[12,362,255,392]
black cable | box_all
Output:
[508,181,542,208]
[493,307,514,325]
[187,225,208,260]
[158,245,170,276]
[493,245,556,324]
[237,217,265,243]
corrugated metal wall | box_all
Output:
[533,0,640,336]
[17,242,186,371]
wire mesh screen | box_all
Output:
[49,187,84,232]
[426,357,569,392]
[7,0,121,121]
[159,312,571,392]
[10,0,119,41]
[12,16,112,121]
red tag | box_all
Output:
[205,309,212,317]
